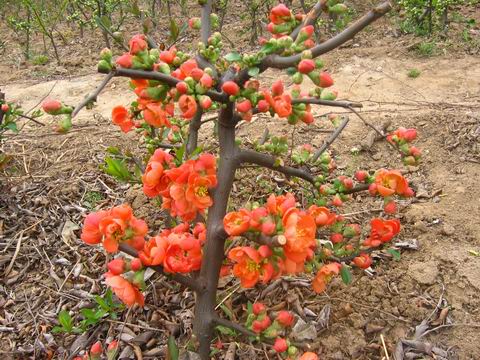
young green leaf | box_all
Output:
[248,67,260,77]
[167,336,179,360]
[224,52,242,62]
[387,248,401,261]
[340,265,352,285]
[169,19,179,42]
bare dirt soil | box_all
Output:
[1,3,480,360]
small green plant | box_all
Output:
[416,41,437,56]
[32,54,49,65]
[52,289,124,334]
[83,190,104,209]
[407,68,421,78]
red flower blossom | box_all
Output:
[116,53,133,68]
[253,302,266,315]
[228,246,266,288]
[273,338,288,353]
[353,253,372,269]
[312,263,341,293]
[282,208,316,273]
[107,258,126,275]
[112,106,134,133]
[105,274,144,307]
[276,310,295,327]
[42,99,63,115]
[363,218,401,247]
[138,236,168,266]
[270,4,292,24]
[179,94,198,119]
[142,149,174,198]
[299,352,319,360]
[129,34,147,55]
[224,209,251,236]
[308,205,336,227]
[222,81,240,96]
[374,169,409,197]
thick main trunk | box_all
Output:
[193,104,238,359]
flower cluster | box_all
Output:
[104,42,217,134]
[363,218,401,248]
[142,149,217,221]
[387,127,421,165]
[81,204,207,306]
[81,204,148,253]
[139,222,206,273]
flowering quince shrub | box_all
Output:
[67,1,421,358]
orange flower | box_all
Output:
[363,218,401,247]
[112,106,134,133]
[142,149,174,198]
[273,94,292,118]
[163,233,202,273]
[282,208,316,273]
[138,236,168,266]
[266,192,296,216]
[374,169,409,197]
[97,204,148,253]
[81,210,109,245]
[299,352,319,360]
[353,253,372,269]
[105,274,144,307]
[312,263,341,293]
[179,94,198,119]
[228,246,262,288]
[185,173,214,210]
[143,103,171,128]
[224,209,251,236]
[307,205,337,227]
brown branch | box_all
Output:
[187,107,203,155]
[238,149,315,184]
[72,72,115,118]
[262,2,392,70]
[200,0,213,44]
[118,243,204,293]
[291,98,363,108]
[98,68,228,103]
[311,116,349,162]
[291,0,324,39]
[243,233,286,247]
[17,114,45,126]
[342,183,370,194]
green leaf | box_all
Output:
[387,248,401,261]
[248,67,260,77]
[224,52,242,62]
[5,122,18,133]
[167,336,179,360]
[106,146,121,155]
[340,265,352,285]
[169,19,179,42]
[58,310,73,332]
[130,1,141,17]
[52,325,64,334]
[100,15,112,29]
[215,325,237,336]
[219,304,234,320]
[102,157,132,181]
[174,144,185,165]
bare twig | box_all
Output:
[311,116,350,162]
[292,98,363,109]
[72,72,115,118]
[238,149,315,185]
